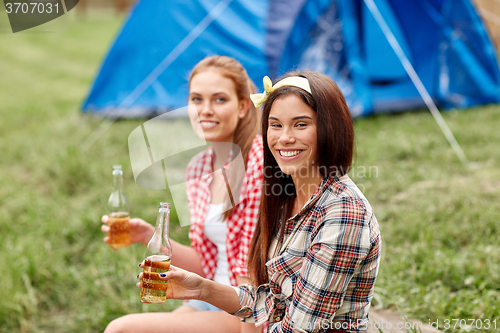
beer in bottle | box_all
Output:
[141,202,172,303]
[107,165,130,250]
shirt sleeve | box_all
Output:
[270,199,372,333]
[230,285,255,318]
[231,284,270,325]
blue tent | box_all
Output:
[81,0,500,118]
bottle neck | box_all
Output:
[147,205,172,257]
[112,171,124,192]
[156,208,169,238]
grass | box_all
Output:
[1,9,499,333]
[352,107,500,332]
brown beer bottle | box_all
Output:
[141,202,172,303]
[107,165,130,250]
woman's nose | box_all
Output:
[278,128,295,144]
[199,101,213,115]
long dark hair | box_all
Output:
[247,71,354,285]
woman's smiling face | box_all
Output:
[188,69,246,143]
[267,94,319,177]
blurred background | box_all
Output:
[0,0,499,332]
[470,0,500,52]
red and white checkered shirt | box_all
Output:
[232,175,382,332]
[186,136,263,286]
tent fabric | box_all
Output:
[81,0,500,118]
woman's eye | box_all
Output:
[296,123,307,128]
[215,97,227,103]
[190,97,201,103]
[269,123,281,128]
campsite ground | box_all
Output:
[1,10,499,333]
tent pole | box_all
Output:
[363,0,472,169]
[81,0,234,151]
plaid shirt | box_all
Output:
[232,174,382,332]
[186,136,263,286]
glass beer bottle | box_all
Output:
[107,165,130,250]
[141,202,172,303]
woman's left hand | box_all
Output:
[137,264,207,301]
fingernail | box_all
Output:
[159,273,166,277]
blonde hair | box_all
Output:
[189,56,260,219]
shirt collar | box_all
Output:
[287,175,337,221]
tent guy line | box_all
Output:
[80,0,234,151]
[364,0,471,169]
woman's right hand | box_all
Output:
[137,264,206,301]
[101,215,154,246]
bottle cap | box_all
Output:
[159,202,171,209]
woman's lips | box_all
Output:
[200,120,219,129]
[277,149,305,161]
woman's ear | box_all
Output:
[238,98,251,119]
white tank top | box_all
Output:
[203,203,231,285]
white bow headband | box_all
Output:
[250,75,311,107]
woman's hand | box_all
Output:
[101,215,154,246]
[137,264,206,301]
[137,263,242,312]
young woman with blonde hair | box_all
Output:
[102,56,263,333]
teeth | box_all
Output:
[280,150,301,157]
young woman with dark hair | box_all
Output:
[137,71,382,333]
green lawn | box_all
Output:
[0,10,499,333]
